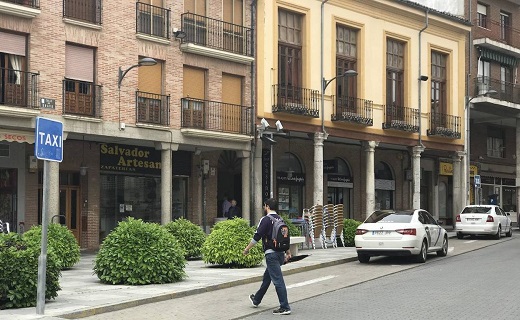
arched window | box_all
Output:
[276,152,303,218]
[375,161,395,210]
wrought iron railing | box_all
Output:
[181,97,252,135]
[0,68,39,108]
[136,2,170,39]
[427,112,461,139]
[272,84,319,118]
[136,91,170,125]
[473,18,518,47]
[474,76,520,105]
[4,0,39,8]
[331,96,373,126]
[62,79,102,117]
[63,0,101,24]
[382,104,419,132]
[180,12,253,57]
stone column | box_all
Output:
[156,142,177,225]
[238,151,251,223]
[253,138,263,225]
[47,161,60,224]
[313,132,327,206]
[412,145,424,209]
[452,152,462,225]
[364,141,378,218]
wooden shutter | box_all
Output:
[183,66,205,99]
[65,44,94,82]
[0,32,26,56]
[222,73,243,133]
[138,62,162,94]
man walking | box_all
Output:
[243,198,291,315]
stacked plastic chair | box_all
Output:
[307,204,325,249]
[0,220,9,234]
[332,204,345,248]
[323,204,335,249]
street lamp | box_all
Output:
[465,89,497,205]
[117,57,157,130]
[258,118,284,198]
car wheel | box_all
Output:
[456,232,464,239]
[494,226,501,240]
[415,240,428,263]
[358,254,370,263]
[437,236,448,257]
[506,225,513,237]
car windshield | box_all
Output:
[365,210,414,223]
[461,207,492,214]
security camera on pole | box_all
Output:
[34,117,64,315]
[258,118,285,198]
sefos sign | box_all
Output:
[100,143,161,175]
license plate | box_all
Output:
[372,231,390,235]
[466,218,478,221]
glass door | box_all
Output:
[59,187,80,243]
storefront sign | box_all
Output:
[323,159,338,173]
[100,143,161,175]
[262,149,271,199]
[276,172,305,185]
[327,174,353,188]
[439,162,478,177]
[0,129,35,144]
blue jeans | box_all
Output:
[253,251,290,310]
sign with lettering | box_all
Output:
[439,162,478,176]
[34,117,63,162]
[276,171,305,185]
[327,174,353,188]
[40,98,56,109]
[100,143,161,175]
[262,149,271,199]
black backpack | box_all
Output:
[266,215,290,252]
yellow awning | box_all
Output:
[0,129,35,144]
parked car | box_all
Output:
[354,209,448,264]
[455,205,512,239]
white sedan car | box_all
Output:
[455,205,512,239]
[355,209,448,263]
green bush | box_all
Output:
[164,218,206,259]
[0,233,61,309]
[23,223,80,270]
[280,214,302,237]
[343,219,362,247]
[94,218,186,285]
[201,218,263,268]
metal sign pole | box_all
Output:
[36,160,50,314]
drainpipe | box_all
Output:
[321,0,330,134]
[250,0,257,225]
[418,9,428,148]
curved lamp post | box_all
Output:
[117,57,157,130]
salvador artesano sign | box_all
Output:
[100,143,161,175]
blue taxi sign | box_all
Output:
[35,117,63,162]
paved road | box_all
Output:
[245,236,520,319]
[77,234,517,320]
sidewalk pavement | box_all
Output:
[1,230,456,320]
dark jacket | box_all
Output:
[253,213,282,252]
[227,206,241,219]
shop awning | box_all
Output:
[0,129,35,144]
[479,47,518,66]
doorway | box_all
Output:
[59,187,80,242]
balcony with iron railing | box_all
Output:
[427,112,461,139]
[180,12,253,58]
[62,79,102,117]
[331,96,373,126]
[382,104,419,133]
[475,76,520,105]
[272,84,319,118]
[136,91,170,126]
[181,97,252,135]
[0,68,39,108]
[0,0,40,18]
[63,0,101,25]
[136,2,170,39]
[473,18,520,48]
